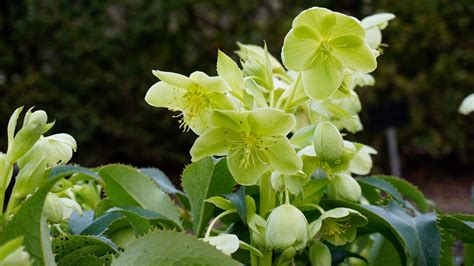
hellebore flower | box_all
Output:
[203,233,240,256]
[308,242,331,266]
[282,7,376,100]
[0,237,32,266]
[310,207,367,246]
[361,13,395,49]
[145,70,235,134]
[349,144,377,175]
[43,193,82,223]
[327,173,362,202]
[265,203,309,250]
[190,108,302,185]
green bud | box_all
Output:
[0,237,32,266]
[12,157,48,199]
[310,208,367,246]
[327,174,361,202]
[7,109,50,163]
[248,213,266,248]
[308,242,331,266]
[43,193,82,223]
[275,247,297,266]
[265,203,309,250]
[314,121,344,162]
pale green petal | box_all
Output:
[247,108,295,136]
[459,94,474,115]
[208,92,236,110]
[211,110,248,132]
[328,13,365,40]
[152,70,195,89]
[227,149,269,185]
[264,137,302,175]
[205,234,240,256]
[145,81,185,110]
[302,53,344,100]
[282,29,319,71]
[361,13,395,30]
[365,27,382,49]
[190,71,229,93]
[7,107,23,152]
[190,128,229,161]
[216,50,245,99]
[292,7,332,39]
[350,145,377,175]
[185,109,211,134]
[330,35,377,72]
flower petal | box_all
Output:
[152,70,195,89]
[190,128,229,161]
[264,137,302,175]
[211,110,248,132]
[302,53,344,100]
[247,108,295,136]
[145,81,185,110]
[227,149,269,185]
[190,71,229,93]
[292,7,333,39]
[328,13,365,40]
[206,234,240,256]
[282,29,319,71]
[330,35,377,72]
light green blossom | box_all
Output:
[145,70,235,134]
[310,207,367,246]
[361,13,395,49]
[43,192,82,223]
[349,144,377,175]
[191,108,302,185]
[0,237,32,266]
[203,233,240,256]
[282,7,376,100]
[265,203,309,250]
[327,173,362,202]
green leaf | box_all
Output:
[224,186,247,222]
[371,175,429,212]
[49,164,100,182]
[98,164,181,226]
[206,196,234,210]
[357,176,404,204]
[80,207,180,236]
[181,158,235,237]
[52,235,117,266]
[369,235,402,266]
[113,230,239,266]
[437,214,474,243]
[0,166,88,265]
[322,200,441,266]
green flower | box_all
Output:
[265,203,309,250]
[282,7,376,100]
[310,207,367,246]
[145,70,235,134]
[0,237,32,266]
[190,108,302,185]
[327,174,362,202]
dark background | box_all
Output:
[1,1,473,211]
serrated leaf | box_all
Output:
[437,214,474,243]
[223,186,247,222]
[112,231,239,266]
[52,235,117,266]
[49,164,100,181]
[98,164,181,226]
[206,196,234,210]
[0,166,89,266]
[181,158,235,237]
[322,200,441,266]
[80,206,180,236]
[371,175,429,212]
[358,176,404,204]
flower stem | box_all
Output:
[260,250,272,266]
[204,209,237,239]
[258,172,275,266]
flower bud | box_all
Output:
[265,204,309,250]
[314,121,344,162]
[308,242,331,266]
[43,193,82,223]
[349,144,377,175]
[7,109,50,163]
[0,237,32,266]
[327,174,361,202]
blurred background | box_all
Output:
[1,0,472,212]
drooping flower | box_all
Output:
[0,237,32,266]
[327,173,362,202]
[190,108,302,185]
[282,7,376,100]
[310,207,367,246]
[349,144,377,175]
[361,13,395,49]
[459,93,474,115]
[43,192,82,223]
[145,70,235,134]
[203,233,240,256]
[265,203,309,250]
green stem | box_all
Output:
[259,172,275,217]
[259,250,273,266]
[204,209,237,239]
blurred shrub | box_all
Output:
[0,0,472,176]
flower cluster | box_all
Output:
[146,7,394,261]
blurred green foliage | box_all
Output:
[0,0,473,176]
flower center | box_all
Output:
[177,85,209,131]
[229,132,267,168]
[320,218,350,242]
